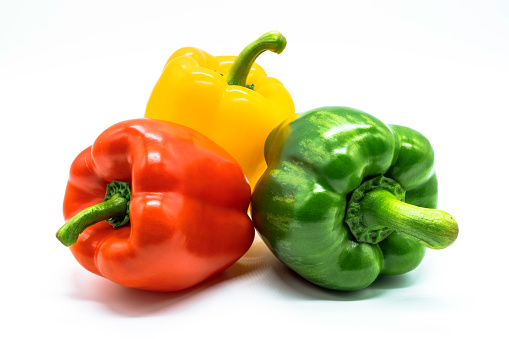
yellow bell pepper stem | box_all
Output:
[226,31,287,88]
[145,31,295,189]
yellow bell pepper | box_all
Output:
[145,31,295,188]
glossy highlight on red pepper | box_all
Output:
[57,118,254,292]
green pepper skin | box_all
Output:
[252,106,441,290]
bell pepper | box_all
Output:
[56,118,254,292]
[251,106,459,291]
[144,31,295,188]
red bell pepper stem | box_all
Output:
[56,181,131,247]
[225,30,286,88]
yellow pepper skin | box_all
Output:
[145,31,295,188]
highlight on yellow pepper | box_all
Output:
[145,31,295,189]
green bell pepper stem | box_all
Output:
[56,181,131,247]
[225,30,286,88]
[359,189,459,249]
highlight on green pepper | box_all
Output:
[251,106,459,291]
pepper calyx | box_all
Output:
[104,180,132,228]
[346,176,405,244]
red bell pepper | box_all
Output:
[56,118,254,292]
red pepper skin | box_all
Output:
[62,118,254,292]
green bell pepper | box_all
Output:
[251,106,459,291]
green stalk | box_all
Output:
[345,175,458,249]
[225,31,286,88]
[359,189,458,249]
[56,181,131,247]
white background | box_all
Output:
[1,0,507,338]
